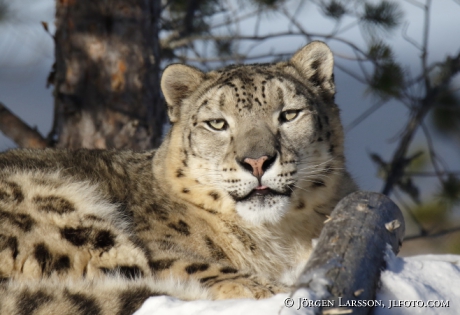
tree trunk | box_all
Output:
[53,0,164,150]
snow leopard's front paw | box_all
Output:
[207,275,289,299]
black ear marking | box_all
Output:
[310,60,321,70]
[290,41,335,94]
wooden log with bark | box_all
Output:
[282,191,405,315]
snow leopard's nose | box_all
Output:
[242,154,277,179]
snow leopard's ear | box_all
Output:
[161,64,205,123]
[290,41,335,95]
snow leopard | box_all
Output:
[0,41,357,314]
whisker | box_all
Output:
[296,167,344,175]
[291,185,311,195]
[296,170,343,177]
[297,156,335,166]
[296,179,328,185]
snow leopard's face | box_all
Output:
[161,42,345,225]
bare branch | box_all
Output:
[287,1,306,33]
[162,32,301,50]
[0,102,48,149]
[421,0,432,90]
[404,171,460,177]
[406,61,442,87]
[163,29,373,66]
[336,20,359,35]
[334,63,367,84]
[281,7,371,61]
[189,42,212,71]
[393,189,427,235]
[160,7,262,51]
[403,0,425,9]
[353,47,371,82]
[333,51,369,61]
[212,9,261,29]
[281,6,312,42]
[253,10,262,37]
[420,122,446,186]
[405,226,460,241]
[178,52,291,63]
[345,99,388,133]
[402,22,422,51]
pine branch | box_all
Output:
[381,52,460,196]
[0,102,48,149]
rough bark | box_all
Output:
[53,0,164,150]
[284,191,405,315]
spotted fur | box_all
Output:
[0,41,357,314]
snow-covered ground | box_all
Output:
[135,251,460,315]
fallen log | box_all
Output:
[283,191,405,315]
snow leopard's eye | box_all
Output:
[207,119,227,131]
[280,110,300,123]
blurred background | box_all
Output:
[0,0,459,255]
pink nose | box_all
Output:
[243,156,269,179]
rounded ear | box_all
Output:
[290,41,335,93]
[161,64,205,123]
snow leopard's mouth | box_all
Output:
[233,186,292,202]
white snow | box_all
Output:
[374,252,460,315]
[134,252,460,315]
